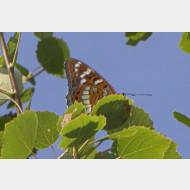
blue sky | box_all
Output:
[1,32,190,158]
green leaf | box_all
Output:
[0,56,5,68]
[187,32,190,40]
[0,68,24,106]
[58,114,106,150]
[59,153,74,159]
[6,32,19,63]
[57,102,86,132]
[117,126,172,159]
[125,32,152,46]
[0,112,16,131]
[34,32,54,40]
[24,94,32,111]
[179,32,190,54]
[1,111,38,159]
[173,111,190,127]
[109,106,154,134]
[95,152,117,159]
[15,63,36,85]
[94,128,137,144]
[79,136,97,159]
[0,32,19,68]
[0,131,4,156]
[7,87,34,109]
[35,111,59,149]
[164,141,181,159]
[91,95,133,131]
[36,37,70,77]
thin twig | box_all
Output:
[57,149,69,159]
[50,145,57,159]
[78,139,90,152]
[83,141,102,159]
[11,32,21,68]
[95,148,112,156]
[31,152,39,159]
[0,89,23,113]
[26,68,44,81]
[0,32,22,115]
[73,146,79,159]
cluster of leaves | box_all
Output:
[0,94,181,159]
[0,32,184,158]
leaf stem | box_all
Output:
[0,32,22,115]
[78,139,90,152]
[57,149,69,159]
[10,32,21,68]
[50,145,57,159]
[31,152,39,159]
[73,146,79,159]
[26,68,44,81]
[95,148,112,156]
[0,88,23,113]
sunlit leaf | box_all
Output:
[164,141,181,159]
[179,32,190,54]
[1,111,38,159]
[35,111,59,149]
[117,126,172,159]
[58,114,106,149]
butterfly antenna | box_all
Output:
[124,93,152,96]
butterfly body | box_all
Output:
[65,58,116,114]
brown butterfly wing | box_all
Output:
[65,58,116,113]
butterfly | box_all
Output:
[65,58,117,114]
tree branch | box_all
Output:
[0,32,22,115]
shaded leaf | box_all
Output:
[0,112,16,131]
[58,114,106,149]
[179,32,190,54]
[7,32,19,63]
[34,32,54,40]
[91,95,133,131]
[36,37,70,77]
[0,68,24,106]
[108,105,154,134]
[173,111,190,128]
[187,32,190,40]
[95,152,117,159]
[1,111,38,159]
[164,141,181,159]
[59,153,74,159]
[117,126,172,159]
[125,32,152,46]
[15,63,36,85]
[7,87,34,109]
[57,102,86,132]
[35,111,59,149]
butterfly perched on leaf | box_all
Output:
[65,58,117,114]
